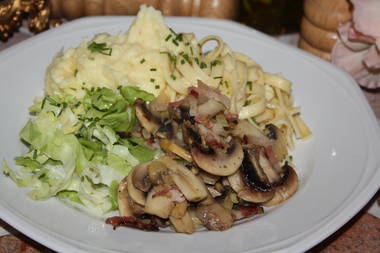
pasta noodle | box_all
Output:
[157,30,312,148]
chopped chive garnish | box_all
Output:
[190,46,194,55]
[175,33,183,42]
[70,87,77,91]
[247,81,253,90]
[288,155,293,161]
[150,78,155,83]
[33,150,37,159]
[74,69,78,77]
[182,54,191,63]
[172,39,179,46]
[210,60,222,68]
[87,41,112,56]
[213,76,223,79]
[181,59,185,65]
[165,34,172,41]
[155,85,160,89]
[200,62,207,69]
[140,58,146,64]
[170,74,177,80]
[224,81,229,88]
[169,28,177,36]
[194,58,200,65]
[251,117,258,124]
[185,42,190,46]
[160,51,177,65]
[45,96,60,106]
[244,100,251,106]
[150,68,157,71]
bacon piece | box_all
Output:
[188,81,230,109]
[232,205,264,220]
[169,99,184,108]
[194,115,214,129]
[225,113,238,123]
[152,185,185,203]
[106,216,159,231]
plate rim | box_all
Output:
[0,15,379,253]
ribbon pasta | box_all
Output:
[160,33,312,148]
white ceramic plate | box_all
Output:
[0,17,379,253]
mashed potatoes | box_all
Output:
[45,6,177,98]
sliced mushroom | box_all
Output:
[118,176,145,216]
[263,164,298,206]
[131,162,151,192]
[170,200,188,219]
[135,98,161,134]
[232,120,271,147]
[160,156,208,202]
[117,176,134,217]
[257,148,281,184]
[148,91,170,118]
[227,170,244,193]
[227,150,275,203]
[169,211,195,234]
[207,186,222,198]
[231,205,264,221]
[127,172,146,206]
[144,186,176,219]
[238,149,275,203]
[135,98,176,139]
[195,202,234,231]
[197,99,225,118]
[199,171,220,185]
[191,138,244,176]
[264,124,288,162]
[147,160,173,186]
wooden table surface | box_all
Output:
[0,32,379,253]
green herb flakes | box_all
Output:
[87,42,112,56]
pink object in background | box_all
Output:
[332,0,380,89]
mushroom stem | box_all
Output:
[159,139,193,162]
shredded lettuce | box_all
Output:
[3,86,156,217]
[119,86,155,104]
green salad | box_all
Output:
[3,86,158,216]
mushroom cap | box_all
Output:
[238,187,275,203]
[263,165,298,206]
[131,162,152,192]
[118,176,145,216]
[195,202,234,231]
[228,150,276,203]
[159,156,208,202]
[169,211,195,234]
[144,186,176,219]
[191,138,244,176]
[135,98,161,134]
[117,176,134,217]
[127,172,146,206]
